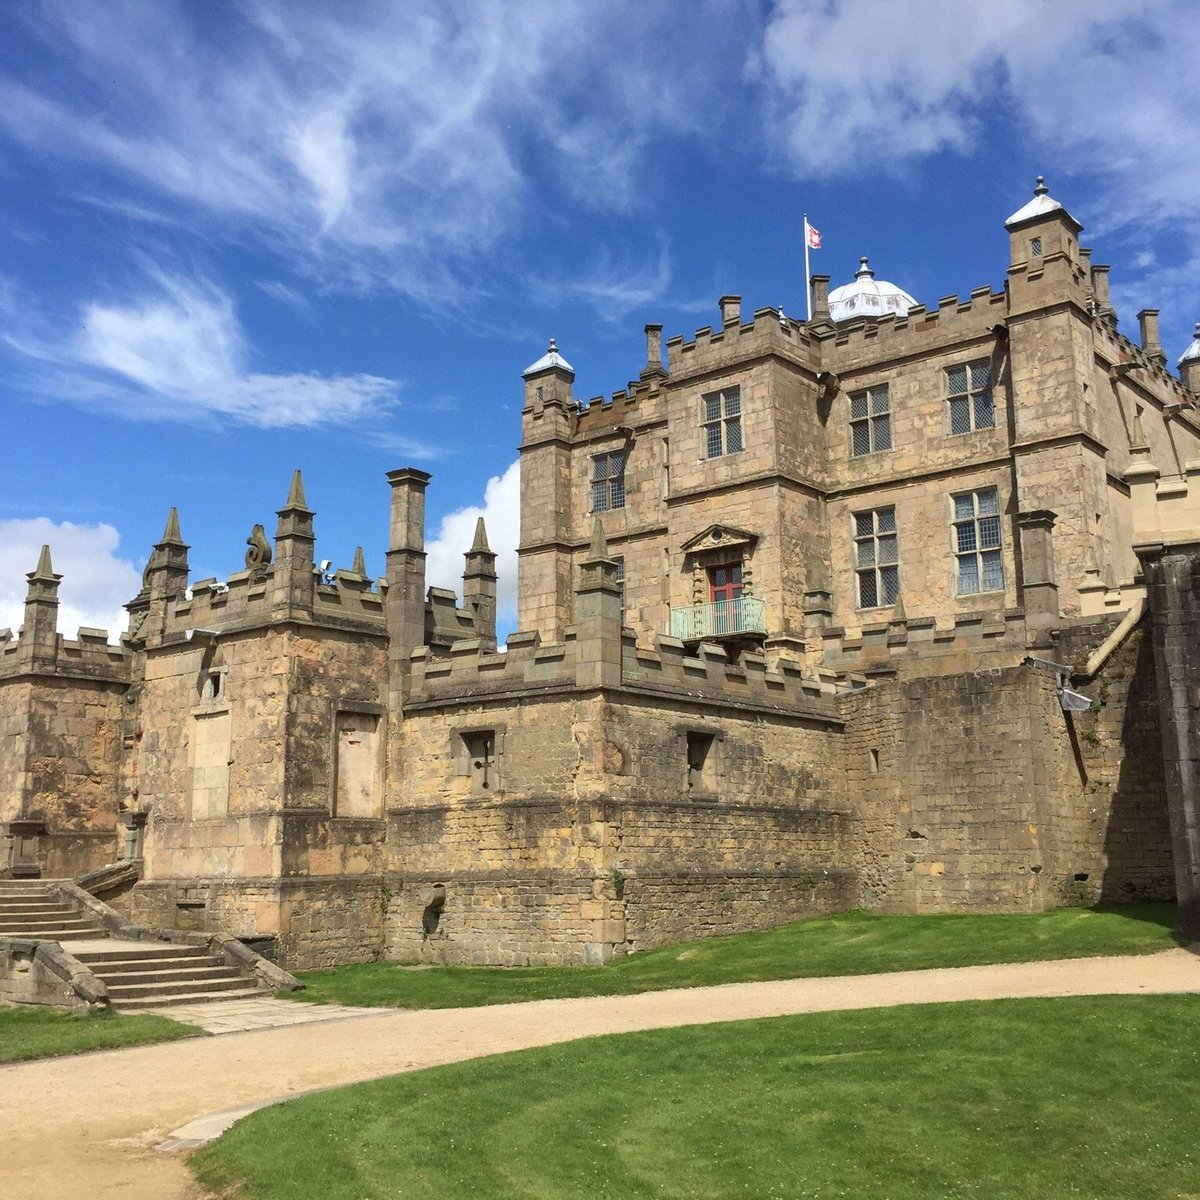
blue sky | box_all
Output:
[1,0,1197,639]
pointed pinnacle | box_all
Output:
[284,468,309,510]
[588,517,608,561]
[470,517,491,553]
[159,506,184,546]
[352,546,367,576]
[28,544,61,585]
[890,593,907,623]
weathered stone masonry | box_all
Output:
[2,179,1198,967]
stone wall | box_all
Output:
[840,648,1173,914]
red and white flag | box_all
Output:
[805,219,822,250]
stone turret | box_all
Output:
[518,340,576,640]
[19,545,61,668]
[385,468,431,660]
[462,517,498,651]
[1005,176,1086,317]
[272,470,315,619]
[1177,323,1200,394]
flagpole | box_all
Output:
[803,213,812,322]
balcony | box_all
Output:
[669,597,767,642]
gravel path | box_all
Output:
[5,948,1200,1200]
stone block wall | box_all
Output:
[839,647,1173,914]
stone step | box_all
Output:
[80,953,221,975]
[105,975,253,1002]
[0,906,80,920]
[90,964,239,988]
[73,946,212,966]
[116,986,270,1012]
[0,916,106,934]
[0,887,57,900]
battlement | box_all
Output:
[816,607,1032,680]
[666,306,814,380]
[1093,317,1196,408]
[824,287,1008,370]
[158,561,388,639]
[0,624,133,681]
[408,622,844,721]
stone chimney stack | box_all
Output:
[1091,264,1114,320]
[462,517,498,651]
[20,545,61,668]
[811,275,831,323]
[1138,309,1167,367]
[272,469,315,618]
[719,295,741,326]
[385,468,431,657]
[640,323,667,380]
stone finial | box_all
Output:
[283,468,310,512]
[1130,408,1149,450]
[159,507,185,546]
[352,546,367,576]
[587,516,609,562]
[1034,175,1048,196]
[28,544,59,583]
[890,593,907,624]
[246,523,272,569]
[470,517,491,554]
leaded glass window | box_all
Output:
[947,360,994,434]
[953,488,1003,595]
[854,507,900,608]
[850,385,891,456]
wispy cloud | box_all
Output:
[4,270,399,429]
[0,3,742,306]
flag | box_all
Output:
[805,220,822,250]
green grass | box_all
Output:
[288,903,1181,1010]
[192,993,1200,1199]
[0,1005,203,1063]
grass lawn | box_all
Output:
[0,1005,203,1063]
[192,993,1200,1199]
[288,903,1181,1010]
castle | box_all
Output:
[4,179,1200,969]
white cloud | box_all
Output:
[756,1,1200,327]
[6,271,399,429]
[425,460,520,634]
[0,519,142,642]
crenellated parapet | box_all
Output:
[666,305,816,382]
[820,287,1008,373]
[406,623,844,721]
[0,624,133,682]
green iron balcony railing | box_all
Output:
[669,596,767,641]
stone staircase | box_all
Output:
[69,943,271,1011]
[0,878,273,1011]
[0,878,107,939]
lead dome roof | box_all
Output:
[827,257,917,323]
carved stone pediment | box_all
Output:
[680,524,758,557]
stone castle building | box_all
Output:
[4,179,1200,968]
